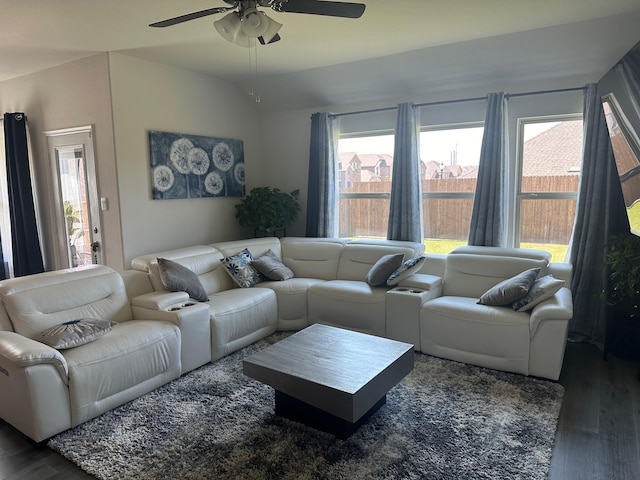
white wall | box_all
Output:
[0,54,122,271]
[108,54,263,265]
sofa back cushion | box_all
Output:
[132,245,233,294]
[211,237,282,259]
[443,253,549,298]
[0,265,132,340]
[156,251,232,294]
[280,237,346,280]
[337,240,425,281]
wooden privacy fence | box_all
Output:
[339,176,579,243]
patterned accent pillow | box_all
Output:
[251,249,294,281]
[386,255,427,286]
[157,257,209,302]
[477,267,541,306]
[512,274,565,312]
[39,318,116,350]
[221,248,265,288]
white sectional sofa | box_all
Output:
[0,236,573,442]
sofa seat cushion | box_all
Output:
[207,288,277,360]
[259,278,325,330]
[420,296,531,375]
[62,320,181,426]
[308,280,388,337]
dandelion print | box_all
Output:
[170,138,193,174]
[153,165,174,195]
[188,148,210,175]
[149,131,244,199]
[205,172,224,195]
[234,162,245,185]
[212,142,234,172]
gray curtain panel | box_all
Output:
[3,113,44,277]
[306,112,339,237]
[468,92,507,246]
[567,83,629,345]
[387,102,423,243]
[615,45,640,121]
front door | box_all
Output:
[45,126,102,268]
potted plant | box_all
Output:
[235,187,300,236]
[602,232,640,360]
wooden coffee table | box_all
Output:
[243,324,414,438]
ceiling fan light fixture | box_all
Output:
[214,12,242,42]
[259,15,282,44]
[234,32,253,48]
[241,9,269,37]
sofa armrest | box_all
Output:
[397,273,443,292]
[131,291,191,310]
[549,262,572,284]
[529,287,573,337]
[0,331,69,380]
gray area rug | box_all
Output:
[48,333,564,480]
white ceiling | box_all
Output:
[2,0,640,111]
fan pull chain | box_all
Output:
[247,39,260,103]
[254,41,260,103]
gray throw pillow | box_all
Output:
[386,255,427,286]
[39,318,116,350]
[251,249,294,281]
[367,253,405,286]
[157,257,209,302]
[512,274,565,312]
[477,267,541,306]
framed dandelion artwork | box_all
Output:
[148,131,245,200]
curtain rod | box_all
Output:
[328,85,587,119]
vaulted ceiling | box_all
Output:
[2,0,640,111]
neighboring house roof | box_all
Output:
[521,121,583,176]
[357,154,393,168]
[360,170,382,182]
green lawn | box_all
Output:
[423,239,568,263]
[628,201,640,234]
[352,236,569,263]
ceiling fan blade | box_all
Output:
[273,0,365,18]
[149,7,232,28]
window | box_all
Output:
[420,124,484,253]
[338,133,394,238]
[516,117,583,261]
[602,94,640,235]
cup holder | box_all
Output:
[396,288,409,292]
[410,290,423,294]
[169,302,195,311]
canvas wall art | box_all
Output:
[149,130,245,200]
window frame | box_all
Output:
[337,130,395,237]
[420,121,484,202]
[513,114,583,247]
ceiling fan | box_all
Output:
[149,0,366,47]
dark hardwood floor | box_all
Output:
[1,341,638,479]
